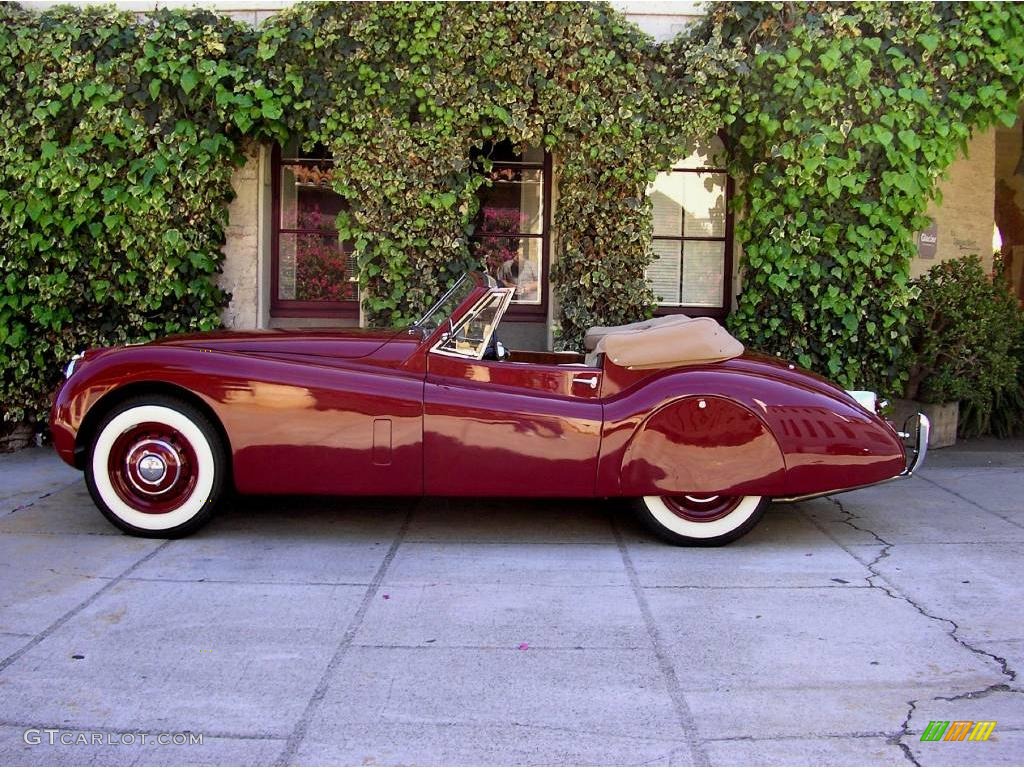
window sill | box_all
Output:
[271,303,360,319]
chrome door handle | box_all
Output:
[573,375,599,390]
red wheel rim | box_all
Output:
[662,495,743,523]
[106,422,198,514]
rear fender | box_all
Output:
[619,395,787,497]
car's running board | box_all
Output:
[775,412,930,504]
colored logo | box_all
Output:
[921,721,997,742]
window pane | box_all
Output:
[280,163,345,231]
[684,173,727,238]
[674,135,726,169]
[477,167,543,235]
[651,173,684,237]
[647,240,682,305]
[649,171,726,239]
[681,241,726,307]
[472,236,542,305]
[520,146,545,164]
[277,233,357,302]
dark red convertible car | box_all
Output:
[51,272,928,545]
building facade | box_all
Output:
[30,1,1005,344]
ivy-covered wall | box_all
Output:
[0,4,259,425]
[253,1,718,339]
[690,2,1024,391]
[2,0,1023,432]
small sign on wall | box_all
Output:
[918,219,938,259]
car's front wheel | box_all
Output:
[85,396,225,538]
[636,494,768,546]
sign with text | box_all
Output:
[918,219,938,260]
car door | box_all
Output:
[423,352,604,498]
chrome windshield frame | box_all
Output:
[429,287,515,361]
[412,273,474,332]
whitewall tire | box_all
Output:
[636,494,768,546]
[85,396,225,538]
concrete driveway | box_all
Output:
[0,442,1021,766]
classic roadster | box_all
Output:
[50,272,928,545]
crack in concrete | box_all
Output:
[813,497,1021,766]
[274,502,417,766]
[613,520,710,767]
[1,479,79,519]
[894,698,921,767]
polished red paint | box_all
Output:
[424,352,602,496]
[51,280,908,502]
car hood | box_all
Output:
[153,326,416,359]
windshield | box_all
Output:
[413,273,477,333]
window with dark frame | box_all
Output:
[646,136,733,318]
[471,141,551,318]
[271,141,358,318]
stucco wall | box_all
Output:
[218,144,263,329]
[913,129,996,279]
[995,104,1024,300]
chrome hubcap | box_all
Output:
[124,439,182,496]
[137,454,166,484]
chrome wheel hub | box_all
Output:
[124,439,182,496]
[137,454,167,484]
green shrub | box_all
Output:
[255,1,714,341]
[957,258,1024,438]
[904,256,1024,435]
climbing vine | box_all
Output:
[0,4,259,424]
[2,0,1023,431]
[686,2,1024,391]
[256,1,715,338]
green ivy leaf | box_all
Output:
[180,69,199,95]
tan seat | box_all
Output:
[584,314,687,352]
[590,316,744,370]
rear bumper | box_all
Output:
[899,412,930,477]
[776,411,930,503]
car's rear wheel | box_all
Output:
[85,396,225,538]
[636,494,768,546]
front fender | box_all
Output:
[49,346,236,469]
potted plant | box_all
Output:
[896,255,1022,448]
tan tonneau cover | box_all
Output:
[584,315,685,352]
[589,316,744,369]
